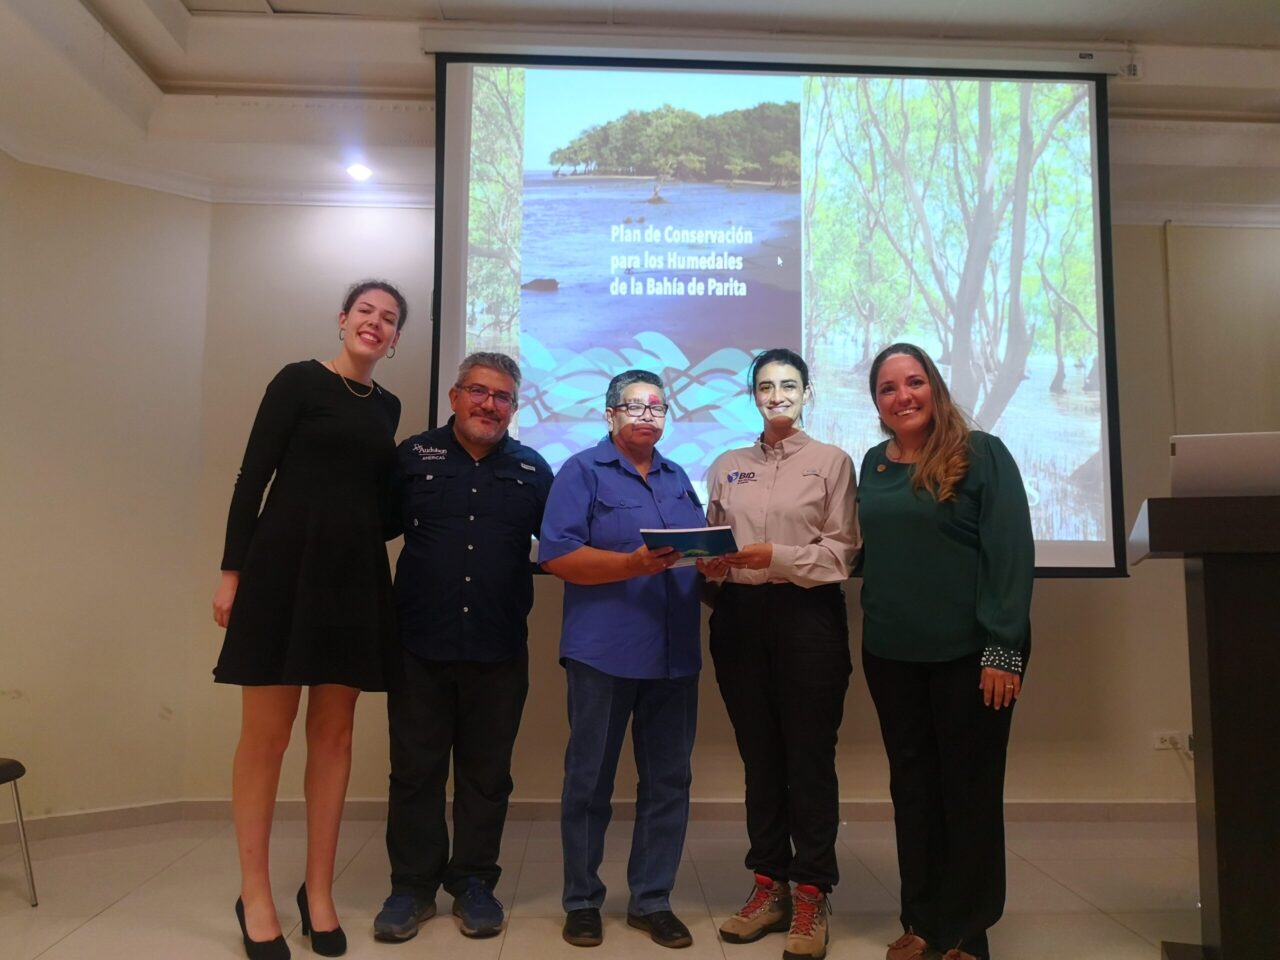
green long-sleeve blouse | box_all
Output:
[857,431,1034,674]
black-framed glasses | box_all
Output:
[613,402,669,418]
[455,382,517,411]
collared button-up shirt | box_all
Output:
[538,435,705,680]
[392,418,553,662]
[706,430,859,587]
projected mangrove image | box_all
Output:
[465,66,524,359]
[456,63,1112,562]
[802,77,1102,540]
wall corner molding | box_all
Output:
[1,797,1195,844]
[1112,201,1280,229]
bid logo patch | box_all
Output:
[727,471,757,484]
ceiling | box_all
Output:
[105,0,1280,98]
[170,0,1280,49]
[0,0,1276,221]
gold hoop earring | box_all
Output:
[338,329,345,341]
[386,346,396,359]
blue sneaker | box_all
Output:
[373,893,436,942]
[451,877,505,938]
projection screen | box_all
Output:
[433,55,1124,574]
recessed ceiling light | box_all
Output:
[347,163,372,182]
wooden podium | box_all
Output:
[1129,497,1280,960]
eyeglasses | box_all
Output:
[613,402,669,419]
[455,383,517,411]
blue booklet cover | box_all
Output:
[640,526,738,566]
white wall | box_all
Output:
[6,150,1280,824]
[1166,226,1280,435]
[0,150,211,817]
[185,202,434,802]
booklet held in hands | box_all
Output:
[640,526,738,567]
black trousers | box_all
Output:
[862,648,1014,959]
[386,647,529,898]
[710,582,851,890]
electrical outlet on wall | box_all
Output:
[1153,730,1192,752]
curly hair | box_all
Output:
[868,343,971,502]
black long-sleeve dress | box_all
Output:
[214,360,402,691]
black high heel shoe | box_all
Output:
[235,897,291,960]
[296,884,347,957]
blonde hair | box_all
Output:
[868,343,970,502]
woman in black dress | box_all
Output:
[212,280,406,959]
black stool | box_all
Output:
[0,759,37,906]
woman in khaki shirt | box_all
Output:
[700,348,858,960]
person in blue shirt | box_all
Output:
[539,369,706,951]
[374,353,553,945]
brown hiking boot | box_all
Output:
[782,884,829,959]
[887,932,930,960]
[718,873,791,944]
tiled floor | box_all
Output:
[0,817,1200,959]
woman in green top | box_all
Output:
[858,343,1033,960]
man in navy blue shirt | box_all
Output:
[539,370,705,950]
[375,352,553,944]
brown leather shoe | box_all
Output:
[887,931,930,960]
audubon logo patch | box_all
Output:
[413,444,448,460]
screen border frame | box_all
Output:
[431,51,1127,578]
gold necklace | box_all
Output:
[326,361,373,398]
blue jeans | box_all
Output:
[561,659,698,915]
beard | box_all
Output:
[456,412,506,447]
